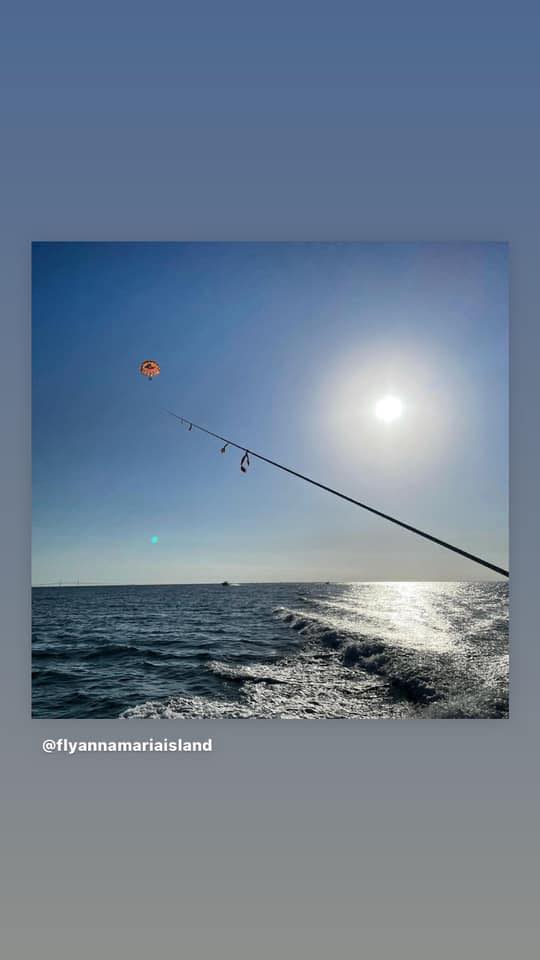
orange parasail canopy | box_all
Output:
[139,360,161,381]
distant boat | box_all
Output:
[221,581,230,587]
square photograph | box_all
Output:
[32,242,508,719]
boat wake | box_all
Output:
[122,591,508,720]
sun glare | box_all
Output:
[375,395,403,423]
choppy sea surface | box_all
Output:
[32,582,509,719]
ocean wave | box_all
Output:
[422,689,509,719]
[80,642,202,661]
[121,695,254,719]
[272,607,350,646]
[207,660,288,685]
[273,607,447,706]
[32,666,75,683]
[32,648,58,660]
[82,643,147,660]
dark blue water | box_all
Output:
[32,581,508,719]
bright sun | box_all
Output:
[375,395,403,423]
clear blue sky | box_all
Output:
[32,242,508,584]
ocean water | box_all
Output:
[32,581,509,720]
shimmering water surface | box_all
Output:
[32,581,508,719]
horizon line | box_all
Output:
[32,577,507,588]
